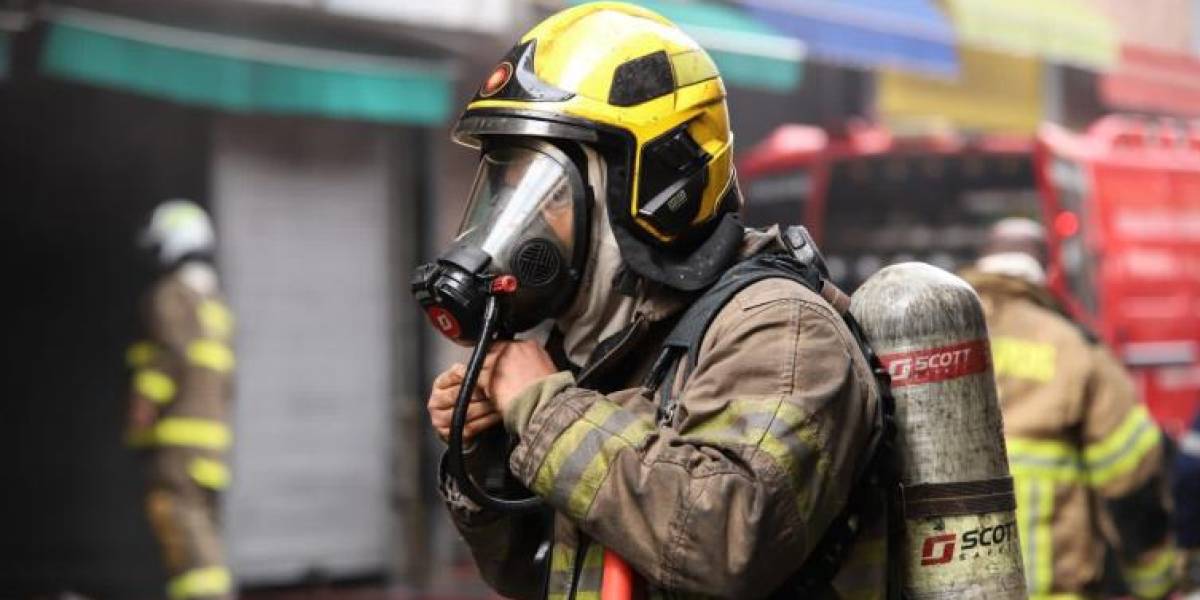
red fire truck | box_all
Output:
[739,117,1200,435]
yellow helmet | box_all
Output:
[452,2,743,290]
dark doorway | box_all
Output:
[0,76,210,597]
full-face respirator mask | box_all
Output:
[412,139,593,512]
[413,139,591,345]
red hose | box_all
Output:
[601,548,636,600]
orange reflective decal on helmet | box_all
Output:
[480,62,514,97]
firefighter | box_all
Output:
[127,200,235,600]
[961,217,1175,599]
[422,3,887,598]
[1174,411,1200,597]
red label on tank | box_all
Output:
[920,533,957,566]
[879,339,990,387]
[426,307,461,339]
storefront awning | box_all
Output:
[581,0,804,92]
[735,0,957,78]
[39,8,454,125]
[877,48,1043,135]
[1101,45,1200,117]
[942,0,1118,71]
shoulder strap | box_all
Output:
[643,251,823,424]
[640,226,901,598]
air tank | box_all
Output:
[850,262,1026,599]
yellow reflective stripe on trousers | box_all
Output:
[1123,546,1175,599]
[1084,404,1161,488]
[129,417,232,450]
[197,299,233,339]
[168,565,232,599]
[187,339,235,373]
[1015,476,1055,595]
[188,457,231,490]
[532,400,654,520]
[1007,437,1084,482]
[991,337,1056,382]
[133,369,177,404]
[126,340,159,368]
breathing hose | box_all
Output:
[444,294,543,513]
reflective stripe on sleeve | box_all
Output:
[531,400,654,521]
[167,565,232,599]
[1123,546,1176,599]
[188,457,231,490]
[126,341,158,368]
[1084,404,1162,488]
[128,417,231,450]
[686,396,824,516]
[133,369,176,404]
[187,339,235,373]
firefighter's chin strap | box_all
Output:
[445,295,543,513]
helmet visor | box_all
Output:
[456,146,578,275]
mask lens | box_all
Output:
[456,146,576,275]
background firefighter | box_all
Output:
[419,3,887,598]
[127,200,236,600]
[1174,411,1200,597]
[961,217,1175,599]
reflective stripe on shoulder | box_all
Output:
[1084,404,1161,488]
[126,341,159,368]
[128,417,231,450]
[187,339,235,373]
[167,565,232,599]
[188,457,231,490]
[991,337,1056,383]
[133,369,176,404]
